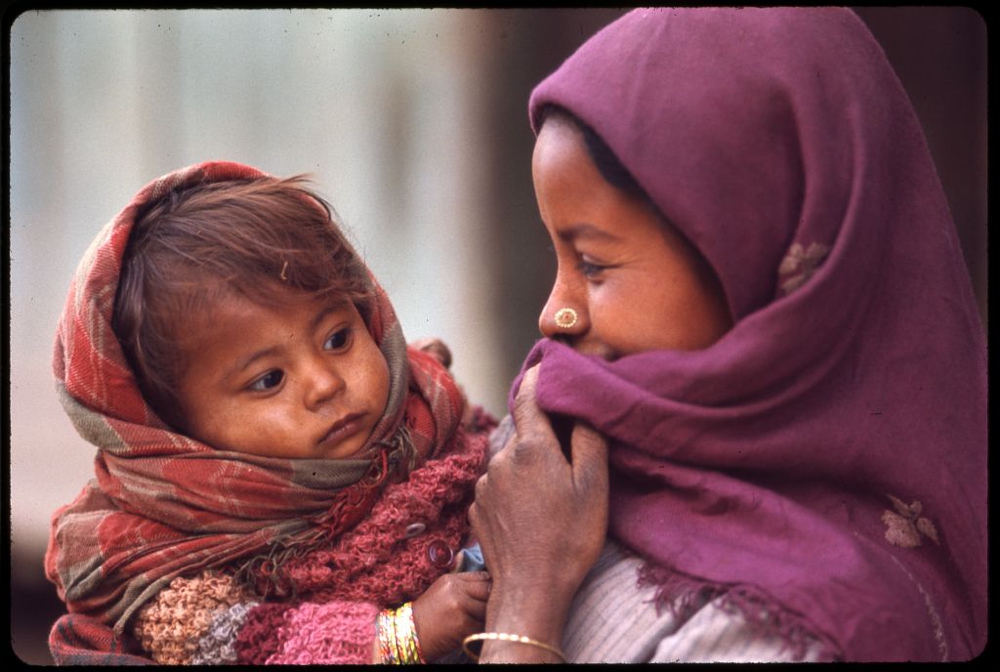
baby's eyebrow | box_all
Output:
[226,345,282,381]
[310,299,351,332]
[224,300,353,381]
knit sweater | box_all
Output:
[129,417,490,665]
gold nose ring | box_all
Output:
[554,307,579,329]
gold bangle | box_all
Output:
[462,632,567,663]
[376,602,425,664]
[394,602,425,664]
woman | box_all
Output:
[468,7,986,663]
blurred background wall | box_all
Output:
[6,7,986,664]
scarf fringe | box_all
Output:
[377,423,416,473]
[637,561,841,661]
[232,425,419,599]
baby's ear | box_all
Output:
[410,337,452,370]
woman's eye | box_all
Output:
[248,370,284,392]
[578,259,607,278]
[325,328,352,351]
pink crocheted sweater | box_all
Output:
[130,417,491,665]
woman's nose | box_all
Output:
[539,285,586,339]
[304,356,345,409]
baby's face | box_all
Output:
[173,291,390,459]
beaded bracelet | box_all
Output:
[462,632,567,663]
[376,602,425,664]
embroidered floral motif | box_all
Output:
[882,494,940,548]
[777,242,831,295]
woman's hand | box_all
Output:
[410,571,491,661]
[468,365,609,662]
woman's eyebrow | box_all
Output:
[559,222,622,244]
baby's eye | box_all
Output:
[325,328,352,351]
[248,370,284,392]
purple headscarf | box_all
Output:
[520,8,986,662]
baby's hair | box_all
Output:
[112,174,372,428]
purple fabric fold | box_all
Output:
[517,7,986,662]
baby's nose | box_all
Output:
[304,359,345,409]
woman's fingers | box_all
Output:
[453,570,492,602]
[511,365,539,418]
[510,366,556,445]
[569,420,609,493]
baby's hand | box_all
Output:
[411,571,490,661]
[410,337,452,369]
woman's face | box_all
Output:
[532,117,732,359]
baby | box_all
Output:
[45,161,494,664]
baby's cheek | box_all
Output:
[372,352,391,412]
